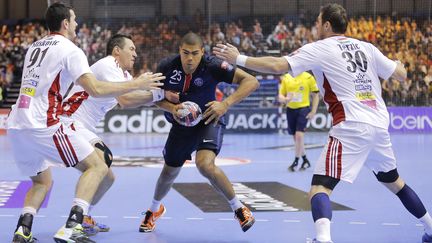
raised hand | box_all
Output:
[213,43,240,65]
[134,72,165,90]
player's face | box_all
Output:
[179,43,204,74]
[117,38,137,71]
[66,10,78,39]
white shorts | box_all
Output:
[70,121,101,145]
[314,121,397,183]
[8,123,94,176]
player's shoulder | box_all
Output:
[91,56,117,70]
[205,55,234,72]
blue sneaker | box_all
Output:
[423,233,432,243]
[82,215,110,236]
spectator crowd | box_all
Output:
[0,15,431,107]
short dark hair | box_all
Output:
[106,34,133,56]
[320,3,348,34]
[180,32,203,48]
[45,2,73,32]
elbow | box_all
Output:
[271,63,288,75]
[252,79,260,91]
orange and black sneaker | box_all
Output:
[139,204,166,233]
[234,206,255,232]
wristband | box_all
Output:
[236,54,248,67]
[151,89,165,102]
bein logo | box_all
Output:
[390,113,432,131]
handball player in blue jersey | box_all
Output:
[139,32,259,233]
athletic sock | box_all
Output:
[150,199,161,213]
[396,184,427,219]
[72,198,90,216]
[228,196,244,211]
[419,212,432,236]
[311,193,332,242]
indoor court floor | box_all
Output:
[0,132,430,243]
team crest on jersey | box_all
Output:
[194,78,204,87]
[221,61,234,71]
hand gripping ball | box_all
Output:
[173,101,203,127]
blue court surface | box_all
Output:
[0,132,430,243]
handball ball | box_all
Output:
[174,101,203,127]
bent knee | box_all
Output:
[196,163,215,177]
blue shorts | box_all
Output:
[286,107,310,135]
[163,121,224,167]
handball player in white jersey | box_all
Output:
[61,33,167,235]
[213,3,432,243]
[7,3,164,243]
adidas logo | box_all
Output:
[70,214,77,221]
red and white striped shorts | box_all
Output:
[7,123,94,176]
[314,121,397,183]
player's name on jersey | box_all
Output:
[32,39,59,47]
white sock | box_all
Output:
[72,198,90,215]
[150,199,161,212]
[22,207,37,216]
[228,197,243,211]
[420,212,432,236]
[315,218,332,242]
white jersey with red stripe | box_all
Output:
[62,55,132,132]
[285,36,397,129]
[7,33,91,129]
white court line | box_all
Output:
[123,216,139,219]
[349,221,366,225]
[35,215,46,218]
[382,223,400,226]
[416,224,423,227]
[0,214,15,217]
[91,215,108,218]
[218,218,235,221]
[161,217,172,220]
[255,219,269,222]
[186,217,204,220]
[283,219,301,223]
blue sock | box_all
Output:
[396,184,427,218]
[311,193,332,222]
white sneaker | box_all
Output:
[53,223,95,243]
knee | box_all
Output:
[374,169,399,183]
[160,167,180,181]
[196,161,215,178]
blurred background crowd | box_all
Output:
[0,12,431,107]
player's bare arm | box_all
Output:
[77,72,164,98]
[154,99,184,119]
[203,68,259,125]
[306,92,320,119]
[213,43,291,74]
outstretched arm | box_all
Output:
[77,72,164,98]
[213,43,291,74]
